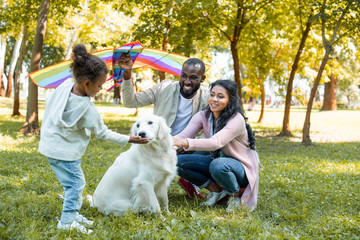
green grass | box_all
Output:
[0,97,359,239]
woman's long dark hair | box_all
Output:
[206,80,256,150]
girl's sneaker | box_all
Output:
[202,190,227,206]
[75,212,94,226]
[226,197,242,212]
[57,221,93,234]
[177,178,205,199]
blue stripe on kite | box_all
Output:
[44,76,71,88]
[37,69,73,87]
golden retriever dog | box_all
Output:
[87,114,177,215]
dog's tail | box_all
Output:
[86,194,94,207]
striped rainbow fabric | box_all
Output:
[28,41,210,89]
[28,49,114,89]
[134,48,189,76]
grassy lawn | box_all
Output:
[0,97,359,239]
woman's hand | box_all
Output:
[172,137,189,149]
[129,135,150,144]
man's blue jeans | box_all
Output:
[177,153,249,195]
[48,158,85,224]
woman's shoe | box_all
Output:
[202,190,227,206]
[226,197,241,212]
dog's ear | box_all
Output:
[131,120,138,136]
[157,116,171,139]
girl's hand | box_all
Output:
[129,135,150,144]
[172,137,189,149]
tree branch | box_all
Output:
[203,13,231,42]
[328,2,351,46]
[321,0,328,49]
[298,0,304,33]
[251,0,275,19]
[333,27,354,45]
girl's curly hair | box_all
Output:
[70,44,109,84]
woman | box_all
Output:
[173,80,260,211]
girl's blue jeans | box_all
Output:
[177,153,249,195]
[48,158,85,224]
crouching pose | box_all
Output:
[173,80,260,212]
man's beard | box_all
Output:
[180,82,200,98]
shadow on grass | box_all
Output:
[102,118,134,134]
[0,119,26,139]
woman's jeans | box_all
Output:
[48,158,85,224]
[177,153,249,195]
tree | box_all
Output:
[239,19,283,123]
[21,0,50,135]
[5,35,22,98]
[200,0,275,110]
[115,0,212,81]
[321,58,340,111]
[302,0,360,145]
[337,48,360,108]
[0,0,39,98]
[280,1,314,136]
[0,36,6,97]
[13,25,28,117]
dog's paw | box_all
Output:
[86,194,94,207]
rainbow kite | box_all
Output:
[28,41,210,91]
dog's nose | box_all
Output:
[138,131,146,138]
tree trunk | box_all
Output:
[230,40,244,111]
[0,36,6,97]
[302,50,330,145]
[21,0,50,135]
[159,37,168,81]
[257,80,265,123]
[64,28,77,60]
[13,26,28,117]
[321,73,337,111]
[280,18,312,136]
[113,81,121,104]
[6,35,23,98]
[159,1,172,82]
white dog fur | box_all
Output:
[88,114,177,215]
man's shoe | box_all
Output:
[177,178,205,199]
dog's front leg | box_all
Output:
[131,175,161,213]
[155,184,169,214]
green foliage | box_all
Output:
[0,98,359,239]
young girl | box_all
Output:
[39,44,149,234]
[173,80,260,212]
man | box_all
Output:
[119,54,209,198]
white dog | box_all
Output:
[88,114,177,215]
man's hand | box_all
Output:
[118,53,133,80]
[118,53,133,69]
